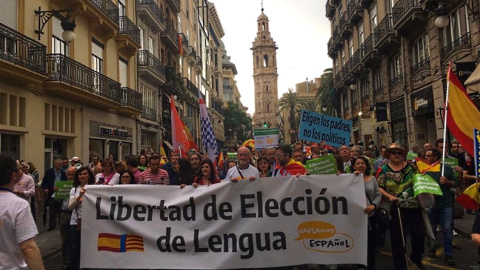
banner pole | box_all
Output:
[441,64,452,177]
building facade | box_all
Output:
[252,8,279,129]
[327,0,480,148]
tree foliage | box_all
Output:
[223,102,252,144]
[315,68,337,116]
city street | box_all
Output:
[38,210,480,269]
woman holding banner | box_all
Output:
[376,143,425,270]
[353,156,381,270]
[256,156,272,178]
[193,159,220,186]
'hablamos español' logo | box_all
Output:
[294,221,354,253]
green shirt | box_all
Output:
[425,163,457,208]
[377,162,419,208]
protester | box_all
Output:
[424,143,432,151]
[118,170,135,185]
[424,148,457,266]
[125,155,142,183]
[377,143,425,270]
[353,156,381,270]
[60,166,77,269]
[114,160,126,174]
[164,153,180,185]
[138,154,149,171]
[272,144,307,177]
[61,157,70,172]
[68,166,95,270]
[95,159,120,185]
[177,158,196,187]
[14,160,35,203]
[224,146,259,181]
[189,152,202,176]
[407,143,419,161]
[139,155,169,185]
[257,156,272,178]
[89,156,100,169]
[193,159,221,187]
[42,158,67,231]
[336,145,353,173]
[350,145,363,158]
[0,154,45,270]
[373,147,388,174]
[292,148,305,164]
[28,161,41,220]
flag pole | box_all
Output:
[441,63,452,176]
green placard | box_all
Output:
[306,155,338,175]
[443,158,460,178]
[227,152,238,162]
[54,181,74,199]
[412,174,443,197]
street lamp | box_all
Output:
[35,6,76,42]
[358,111,362,144]
[434,2,449,29]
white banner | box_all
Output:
[81,175,367,269]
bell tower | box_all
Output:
[251,7,278,128]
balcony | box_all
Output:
[195,56,202,71]
[136,0,165,33]
[334,70,343,88]
[392,0,425,36]
[161,22,180,52]
[333,25,343,49]
[350,50,363,74]
[360,0,374,8]
[179,33,189,53]
[442,32,471,60]
[374,14,399,52]
[66,0,119,41]
[165,0,181,13]
[45,54,123,110]
[118,87,142,116]
[161,65,185,95]
[327,38,337,58]
[187,46,197,64]
[411,57,430,75]
[142,106,157,121]
[0,22,47,85]
[326,2,335,19]
[183,77,199,96]
[389,74,403,88]
[347,1,363,24]
[342,62,352,85]
[340,13,353,39]
[360,35,380,68]
[116,16,141,58]
[138,50,165,84]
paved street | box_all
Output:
[38,209,480,270]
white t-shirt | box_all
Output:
[69,187,83,225]
[0,191,38,270]
[224,165,259,181]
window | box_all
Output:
[139,27,144,50]
[119,58,128,87]
[373,68,382,92]
[118,0,125,16]
[358,22,364,45]
[348,37,353,58]
[139,84,155,109]
[361,81,369,97]
[263,55,269,67]
[1,133,20,160]
[352,89,358,104]
[92,39,103,93]
[413,34,430,66]
[389,54,402,80]
[341,50,345,66]
[370,4,377,33]
[52,17,69,55]
[148,37,154,55]
[343,93,348,110]
[444,9,461,46]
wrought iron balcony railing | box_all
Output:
[121,87,142,111]
[136,0,165,24]
[411,57,430,74]
[188,46,197,58]
[90,0,119,26]
[142,106,156,121]
[360,34,376,59]
[392,0,422,26]
[119,16,140,44]
[0,22,46,75]
[46,54,122,103]
[179,33,189,48]
[374,86,383,96]
[442,32,471,58]
[196,56,202,67]
[389,74,403,87]
[138,50,165,78]
[183,77,198,95]
[162,22,179,48]
[374,13,394,44]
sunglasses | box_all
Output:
[390,150,403,155]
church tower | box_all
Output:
[252,7,278,129]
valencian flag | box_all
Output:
[171,94,190,157]
[182,120,199,151]
[98,233,144,252]
[445,65,480,156]
[199,91,219,162]
[275,159,307,176]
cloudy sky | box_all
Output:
[212,0,332,114]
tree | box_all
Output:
[278,89,303,143]
[300,99,319,112]
[223,102,252,145]
[315,68,337,116]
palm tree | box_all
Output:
[300,99,319,112]
[278,89,303,143]
[315,68,336,116]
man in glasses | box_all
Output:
[272,144,306,177]
[225,146,259,181]
[424,148,457,266]
[337,145,353,173]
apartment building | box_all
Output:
[327,0,480,148]
[0,0,142,173]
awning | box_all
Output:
[464,64,480,93]
[163,141,173,150]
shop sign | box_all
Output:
[411,87,434,117]
[99,126,128,138]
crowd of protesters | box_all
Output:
[1,137,479,270]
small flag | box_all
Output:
[178,34,183,55]
[456,183,480,210]
[171,94,190,157]
[98,233,144,253]
[199,91,219,162]
[218,152,224,171]
[415,158,441,174]
[182,120,199,151]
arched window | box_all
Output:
[266,85,269,92]
[262,22,265,31]
[256,56,259,68]
[263,55,268,67]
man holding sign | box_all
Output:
[424,148,457,266]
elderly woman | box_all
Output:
[95,159,120,185]
[68,166,95,270]
[376,143,425,270]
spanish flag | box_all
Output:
[446,66,480,156]
[218,152,224,171]
[98,233,144,252]
[182,120,199,151]
[416,158,441,174]
[456,183,480,210]
[275,159,307,176]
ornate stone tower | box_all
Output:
[252,7,278,128]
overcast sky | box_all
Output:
[212,0,332,114]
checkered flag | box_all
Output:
[199,92,219,161]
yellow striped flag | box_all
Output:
[98,233,144,253]
[446,66,480,156]
[415,158,441,174]
[456,183,480,210]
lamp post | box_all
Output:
[358,111,362,144]
[35,6,76,42]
